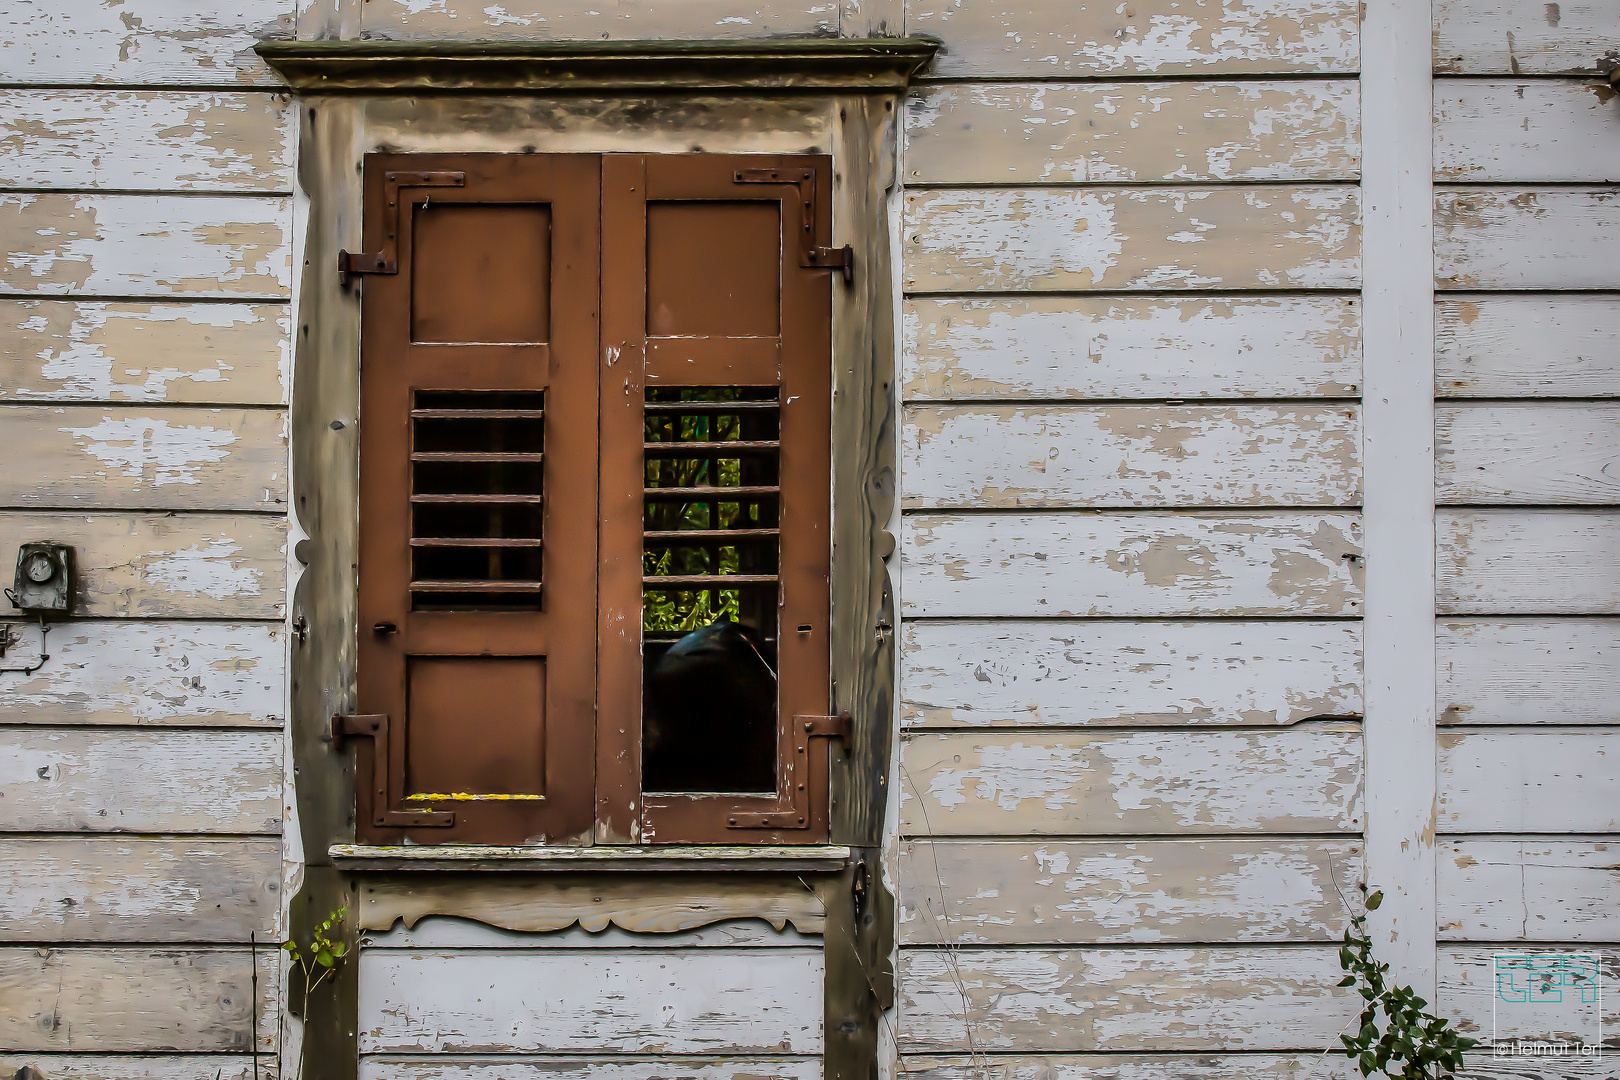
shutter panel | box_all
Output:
[355,153,600,845]
[599,154,834,844]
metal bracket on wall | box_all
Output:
[733,168,855,283]
[338,170,466,286]
[330,712,455,828]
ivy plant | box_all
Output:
[282,907,350,1080]
[1339,890,1477,1079]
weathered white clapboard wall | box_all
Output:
[1431,1,1620,1059]
[895,0,1366,1072]
[0,10,290,1080]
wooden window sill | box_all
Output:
[329,843,851,872]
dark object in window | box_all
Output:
[644,619,777,793]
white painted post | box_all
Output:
[1360,0,1436,994]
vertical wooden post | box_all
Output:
[1360,0,1437,995]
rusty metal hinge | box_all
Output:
[330,712,455,828]
[338,170,466,286]
[733,168,855,284]
[726,712,852,830]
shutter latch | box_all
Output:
[733,168,855,284]
[338,170,466,286]
[331,712,455,828]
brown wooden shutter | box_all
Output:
[599,154,834,844]
[353,153,600,845]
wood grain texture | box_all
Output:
[0,949,276,1053]
[904,82,1359,184]
[1438,729,1620,833]
[1438,619,1620,725]
[902,512,1363,618]
[358,948,823,1054]
[0,406,286,511]
[897,1055,1358,1080]
[903,295,1361,401]
[0,0,288,86]
[908,0,1359,78]
[1440,948,1620,1047]
[0,195,290,298]
[897,946,1356,1051]
[0,1056,276,1080]
[0,838,279,942]
[901,619,1362,729]
[0,513,286,618]
[1436,403,1620,505]
[898,839,1362,944]
[1434,79,1620,182]
[1437,509,1620,614]
[899,726,1364,837]
[1434,0,1620,75]
[361,1061,819,1080]
[360,0,835,41]
[0,301,289,405]
[0,92,292,192]
[1436,296,1620,398]
[1440,839,1620,942]
[0,728,281,834]
[904,187,1360,293]
[902,404,1361,509]
[1435,188,1620,290]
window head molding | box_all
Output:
[255,37,939,94]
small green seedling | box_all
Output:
[1339,890,1477,1079]
[282,907,350,1080]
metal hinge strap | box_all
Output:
[726,712,851,830]
[733,168,854,284]
[338,169,466,286]
[330,712,455,828]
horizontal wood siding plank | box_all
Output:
[0,728,281,834]
[0,195,290,298]
[359,948,823,1054]
[0,513,286,618]
[898,839,1362,944]
[362,1062,819,1080]
[361,0,834,41]
[1436,296,1620,398]
[1437,509,1620,614]
[902,512,1363,618]
[1440,948,1620,1048]
[905,82,1359,184]
[0,838,279,941]
[897,947,1356,1051]
[904,187,1360,293]
[0,406,286,511]
[1439,839,1620,942]
[1438,619,1620,725]
[903,295,1361,401]
[903,404,1361,509]
[1434,79,1620,182]
[908,0,1359,78]
[0,92,292,192]
[897,1055,1358,1080]
[0,1056,276,1080]
[0,948,277,1053]
[1435,188,1620,290]
[1434,1,1620,74]
[0,0,288,86]
[0,301,289,405]
[1436,404,1620,505]
[1438,729,1620,833]
[899,726,1363,836]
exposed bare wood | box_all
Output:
[1437,509,1620,614]
[361,1060,818,1080]
[1435,188,1620,290]
[898,839,1362,944]
[0,512,286,619]
[1438,619,1620,725]
[0,948,277,1053]
[896,1055,1358,1080]
[1440,948,1620,1046]
[1436,296,1620,398]
[0,92,292,192]
[905,82,1359,184]
[1434,0,1620,74]
[1440,839,1620,942]
[901,619,1362,729]
[0,1056,277,1080]
[0,838,279,942]
[358,948,824,1054]
[907,0,1359,78]
[1438,729,1620,833]
[0,195,290,298]
[1434,79,1620,182]
[903,404,1361,509]
[899,726,1364,836]
[359,2,836,43]
[904,187,1360,293]
[897,946,1356,1051]
[0,407,286,512]
[903,295,1361,401]
[0,728,281,834]
[1436,403,1620,505]
[902,512,1363,618]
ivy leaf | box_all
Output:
[1365,890,1383,911]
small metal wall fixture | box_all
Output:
[12,543,73,615]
